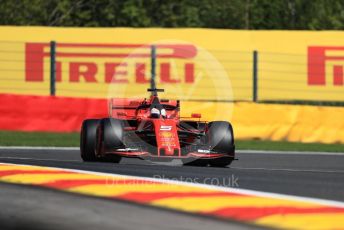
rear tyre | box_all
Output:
[80,119,100,162]
[206,121,235,167]
[96,118,123,163]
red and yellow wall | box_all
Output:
[1,94,343,144]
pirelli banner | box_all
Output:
[0,26,344,102]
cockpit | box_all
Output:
[133,88,180,119]
[148,96,167,119]
[136,97,179,119]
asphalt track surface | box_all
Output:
[0,148,344,229]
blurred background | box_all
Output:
[1,0,344,29]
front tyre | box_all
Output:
[80,119,100,162]
[96,118,123,163]
[206,121,235,167]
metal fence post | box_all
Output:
[50,41,56,96]
[253,50,258,102]
[150,45,157,94]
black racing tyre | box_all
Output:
[96,118,123,163]
[206,121,234,153]
[80,119,100,162]
[206,121,235,167]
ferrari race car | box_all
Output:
[80,88,235,167]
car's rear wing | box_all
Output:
[109,98,143,118]
[109,98,180,119]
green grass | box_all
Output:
[0,131,79,147]
[0,131,343,152]
[236,140,344,153]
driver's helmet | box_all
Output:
[161,108,167,118]
[150,107,160,118]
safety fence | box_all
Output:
[0,39,343,104]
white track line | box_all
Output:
[0,156,80,162]
[0,146,343,155]
[1,162,344,209]
[0,146,79,150]
[237,150,344,156]
[230,166,344,174]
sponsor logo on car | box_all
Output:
[161,131,173,138]
[160,125,172,131]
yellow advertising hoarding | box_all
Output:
[0,26,343,102]
[183,101,344,144]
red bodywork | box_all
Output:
[103,94,233,161]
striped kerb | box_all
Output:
[0,163,343,230]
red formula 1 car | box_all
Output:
[80,88,235,167]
